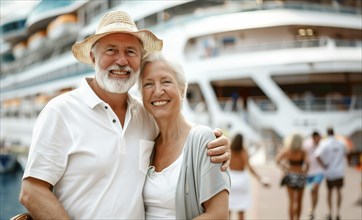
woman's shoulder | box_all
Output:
[192,124,213,132]
[184,124,215,152]
[190,124,214,139]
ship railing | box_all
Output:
[1,62,93,93]
[334,39,362,47]
[2,88,81,119]
[149,0,360,32]
[261,1,361,15]
[216,97,245,112]
[216,38,360,57]
[1,33,78,77]
[249,97,277,112]
[217,96,277,112]
[291,95,362,111]
[224,95,362,113]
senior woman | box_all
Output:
[139,52,230,219]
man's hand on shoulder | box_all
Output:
[207,128,230,171]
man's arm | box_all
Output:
[20,177,70,219]
[207,128,230,171]
[316,156,327,169]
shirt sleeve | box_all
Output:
[314,141,325,158]
[23,106,73,186]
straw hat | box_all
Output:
[72,10,163,65]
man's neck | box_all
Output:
[89,78,128,126]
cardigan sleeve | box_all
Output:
[192,125,231,205]
[176,124,231,219]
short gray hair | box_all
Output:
[139,52,188,98]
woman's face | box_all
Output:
[141,61,183,120]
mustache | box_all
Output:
[107,65,133,73]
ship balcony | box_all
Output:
[249,95,362,113]
[213,95,362,116]
[247,95,362,138]
[26,0,87,34]
[185,38,362,61]
[291,95,362,112]
[1,32,78,77]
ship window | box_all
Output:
[222,37,235,46]
[1,53,15,63]
[295,27,318,40]
[0,19,26,33]
[211,77,276,112]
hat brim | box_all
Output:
[72,29,163,65]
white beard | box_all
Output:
[95,64,140,94]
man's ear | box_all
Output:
[90,52,95,64]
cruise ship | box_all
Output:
[1,0,361,162]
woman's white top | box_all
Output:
[143,153,184,219]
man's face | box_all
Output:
[91,33,143,93]
[313,135,321,145]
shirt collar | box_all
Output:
[127,92,141,113]
[79,77,103,109]
[79,77,140,112]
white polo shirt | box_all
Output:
[24,78,158,219]
[314,136,346,180]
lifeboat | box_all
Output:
[28,30,47,51]
[47,14,78,40]
[12,41,27,59]
[2,98,21,111]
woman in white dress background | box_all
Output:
[229,134,270,220]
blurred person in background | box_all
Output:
[315,127,347,220]
[229,133,270,220]
[303,131,324,220]
[276,132,309,220]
